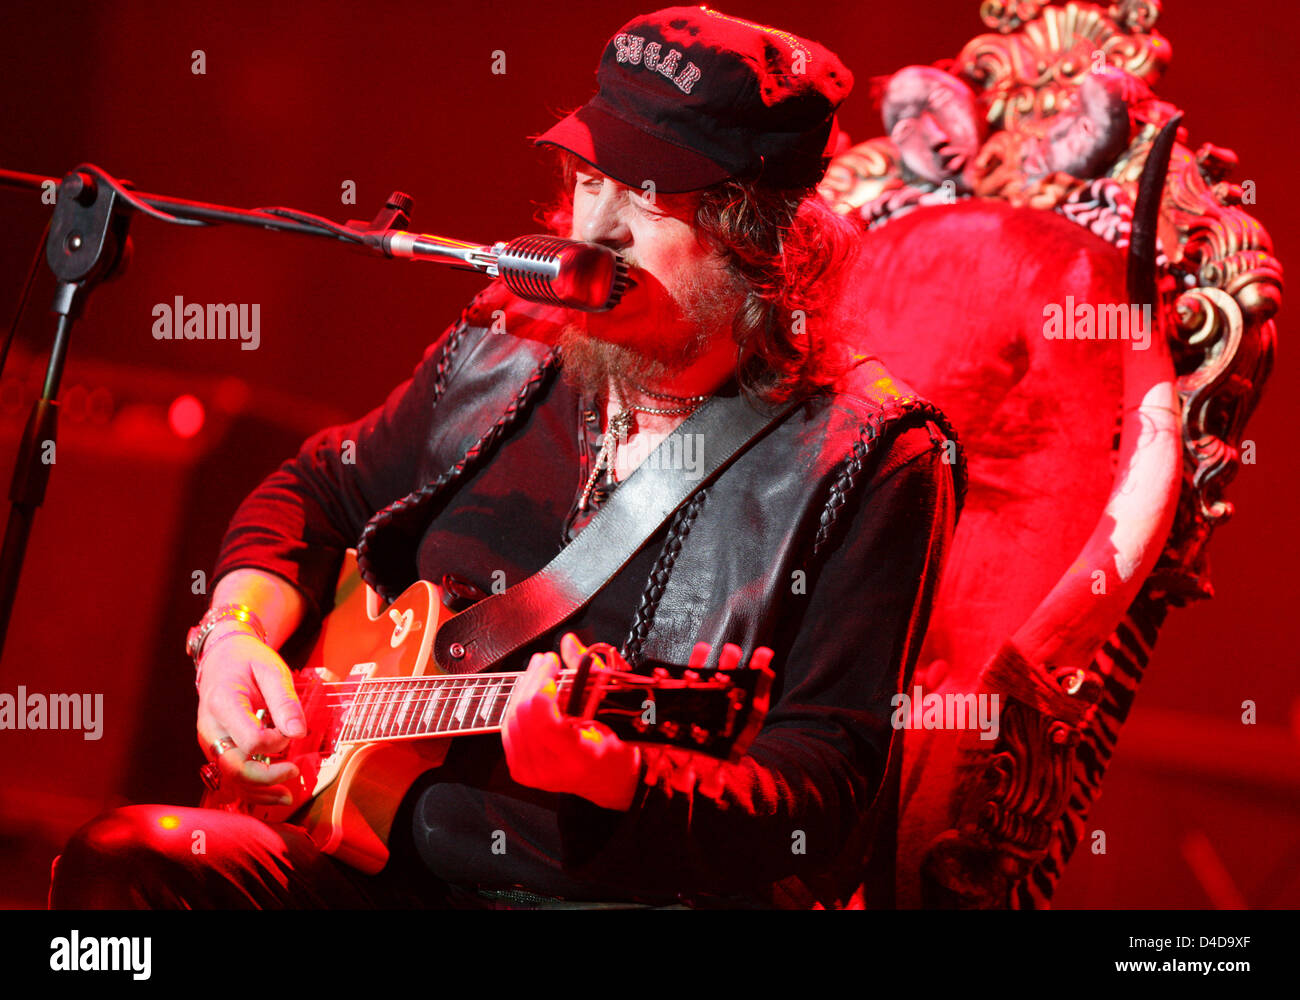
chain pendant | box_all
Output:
[578,409,634,511]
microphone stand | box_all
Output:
[0,165,424,663]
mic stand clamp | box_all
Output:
[345,190,414,241]
[0,171,132,656]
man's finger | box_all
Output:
[251,658,307,739]
[237,757,299,786]
[511,652,553,710]
[206,684,268,751]
[241,782,296,807]
[196,725,238,764]
[559,632,587,669]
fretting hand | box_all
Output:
[501,632,774,810]
[502,633,641,810]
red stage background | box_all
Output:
[0,0,1293,908]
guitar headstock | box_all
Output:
[566,650,773,763]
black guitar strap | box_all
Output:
[432,388,797,674]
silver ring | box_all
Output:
[210,737,237,758]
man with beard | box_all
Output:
[50,6,964,910]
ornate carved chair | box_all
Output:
[818,0,1280,907]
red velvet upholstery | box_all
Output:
[833,199,1126,702]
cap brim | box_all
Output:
[534,101,733,194]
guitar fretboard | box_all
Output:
[338,672,519,745]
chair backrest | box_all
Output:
[820,0,1280,908]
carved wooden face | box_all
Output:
[884,66,985,187]
[1043,72,1133,179]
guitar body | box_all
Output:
[202,552,458,874]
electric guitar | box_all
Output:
[200,551,773,873]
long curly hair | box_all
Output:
[540,150,860,407]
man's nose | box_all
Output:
[578,183,632,248]
[919,113,946,149]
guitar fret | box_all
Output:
[450,679,475,732]
[477,678,502,727]
[394,682,416,736]
[475,678,495,726]
[339,692,355,743]
[473,679,493,726]
[362,685,386,740]
[460,678,482,730]
[479,679,499,729]
[406,682,426,736]
[489,678,514,726]
[345,686,362,741]
[377,686,400,737]
[445,680,471,733]
[418,682,441,734]
[434,679,458,734]
[452,683,474,729]
[355,686,374,740]
[345,684,373,743]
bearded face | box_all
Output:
[559,166,747,399]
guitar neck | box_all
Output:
[336,672,521,746]
[318,659,773,761]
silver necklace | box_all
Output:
[577,391,707,511]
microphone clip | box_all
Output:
[345,190,415,238]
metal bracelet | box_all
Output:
[186,604,267,664]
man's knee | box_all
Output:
[50,805,225,908]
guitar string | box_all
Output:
[315,679,658,705]
[316,679,693,734]
[334,680,609,740]
[312,676,726,714]
[313,670,704,700]
[259,678,734,747]
[312,677,684,742]
[336,682,522,739]
[313,677,673,712]
[312,667,671,690]
[317,677,578,741]
[281,673,735,741]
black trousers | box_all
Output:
[47,802,682,909]
[47,803,460,909]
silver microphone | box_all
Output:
[369,231,632,311]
